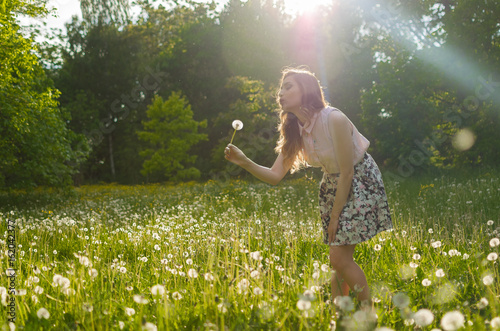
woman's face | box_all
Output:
[279,75,302,112]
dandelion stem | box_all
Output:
[229,129,237,145]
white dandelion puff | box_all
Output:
[422,278,432,287]
[142,322,157,331]
[133,294,149,304]
[125,307,136,316]
[204,273,214,281]
[89,268,98,278]
[187,269,199,278]
[253,287,263,296]
[34,286,44,294]
[37,307,50,319]
[431,241,442,248]
[477,297,488,309]
[237,279,250,294]
[374,244,382,251]
[83,303,93,312]
[487,252,498,261]
[440,310,465,330]
[413,309,434,327]
[490,317,500,329]
[412,254,421,260]
[392,293,410,308]
[483,275,494,286]
[334,296,354,312]
[321,264,330,272]
[172,292,183,300]
[250,251,263,261]
[435,269,445,278]
[303,290,315,300]
[297,299,311,311]
[230,120,244,144]
[250,270,260,279]
[218,303,227,313]
[151,285,165,296]
[490,238,500,247]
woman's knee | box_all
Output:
[329,246,355,270]
[329,254,352,270]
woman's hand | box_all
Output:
[328,213,339,245]
[224,144,248,167]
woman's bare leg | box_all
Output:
[329,244,370,304]
[331,270,350,301]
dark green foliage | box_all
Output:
[137,92,207,181]
[0,0,87,189]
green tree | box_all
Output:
[137,92,207,181]
[209,76,278,180]
[0,0,87,188]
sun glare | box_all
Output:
[283,0,331,14]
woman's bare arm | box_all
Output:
[327,111,354,244]
[225,144,289,186]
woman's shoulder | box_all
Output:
[324,106,348,121]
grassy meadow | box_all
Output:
[0,171,499,330]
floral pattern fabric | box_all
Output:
[319,153,393,246]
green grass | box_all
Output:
[0,172,499,330]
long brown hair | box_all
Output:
[275,67,327,173]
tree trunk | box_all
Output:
[109,133,115,180]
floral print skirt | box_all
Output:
[319,153,393,246]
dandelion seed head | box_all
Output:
[83,303,93,312]
[133,294,149,304]
[477,297,488,309]
[490,238,500,247]
[303,290,315,300]
[487,252,498,261]
[187,269,198,278]
[250,270,260,278]
[125,307,135,316]
[253,287,263,296]
[151,285,165,296]
[490,317,500,329]
[392,293,410,308]
[296,299,311,311]
[374,244,382,251]
[37,307,50,319]
[431,241,442,248]
[237,279,250,293]
[440,310,465,330]
[413,309,434,327]
[483,274,494,286]
[412,254,421,260]
[422,278,432,286]
[334,296,354,312]
[250,251,263,261]
[232,120,243,130]
[142,322,157,331]
[436,268,445,278]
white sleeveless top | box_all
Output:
[298,106,370,174]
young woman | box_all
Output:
[224,67,392,307]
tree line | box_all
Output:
[1,0,499,188]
